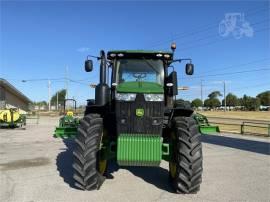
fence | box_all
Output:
[25,114,40,125]
[241,121,270,136]
[209,119,270,137]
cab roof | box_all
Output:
[107,50,173,60]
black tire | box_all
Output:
[72,113,105,190]
[170,116,203,194]
[174,100,191,109]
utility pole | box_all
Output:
[223,81,226,112]
[66,66,69,99]
[201,80,203,110]
[56,92,59,111]
[48,79,51,111]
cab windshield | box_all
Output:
[115,59,164,85]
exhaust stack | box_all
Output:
[95,50,109,106]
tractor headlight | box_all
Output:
[144,94,164,101]
[115,93,136,101]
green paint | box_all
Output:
[117,134,162,166]
[54,115,80,138]
[199,125,220,134]
[117,81,164,94]
[193,113,220,134]
[136,108,144,117]
[54,127,77,138]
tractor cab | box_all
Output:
[108,51,171,96]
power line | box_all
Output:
[68,79,91,86]
[21,78,66,82]
[176,27,270,52]
[179,67,270,80]
[202,58,270,74]
[186,58,270,81]
[146,7,270,49]
[173,18,269,50]
[231,82,270,91]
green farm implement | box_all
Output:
[193,113,220,134]
[54,99,80,138]
[71,43,203,194]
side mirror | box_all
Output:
[85,60,93,72]
[185,63,194,75]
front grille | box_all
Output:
[115,94,164,135]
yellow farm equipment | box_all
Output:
[0,108,26,128]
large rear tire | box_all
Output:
[72,114,106,190]
[169,116,203,193]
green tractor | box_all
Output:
[73,44,203,193]
[54,99,80,138]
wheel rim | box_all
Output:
[98,159,107,175]
[98,130,107,175]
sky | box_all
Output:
[0,1,269,105]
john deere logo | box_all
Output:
[136,108,144,117]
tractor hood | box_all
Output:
[116,81,164,94]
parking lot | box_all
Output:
[0,116,270,202]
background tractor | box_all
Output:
[73,44,203,193]
[54,99,80,138]
[0,108,26,128]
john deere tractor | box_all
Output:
[73,44,203,193]
[54,99,80,138]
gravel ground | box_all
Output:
[0,116,270,202]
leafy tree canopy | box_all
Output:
[191,98,203,108]
[50,89,66,106]
[208,91,222,99]
[256,91,270,106]
[204,98,221,108]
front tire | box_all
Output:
[169,117,203,193]
[72,114,106,190]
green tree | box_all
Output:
[222,93,238,110]
[256,91,270,106]
[50,89,66,106]
[191,98,203,108]
[240,94,261,111]
[204,98,221,109]
[208,91,222,99]
[204,91,222,109]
